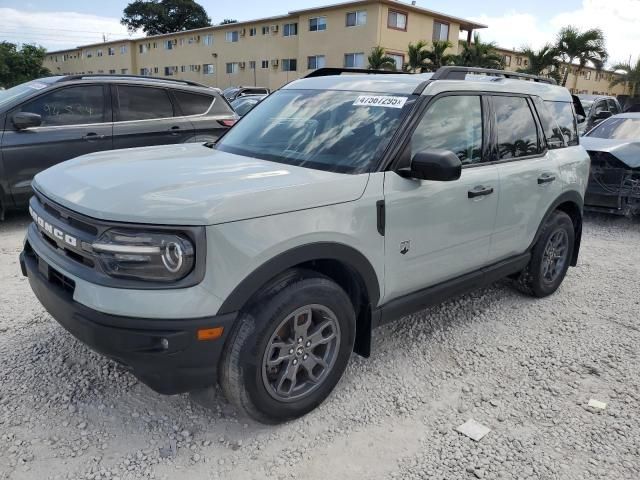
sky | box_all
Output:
[0,0,638,65]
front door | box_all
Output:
[112,84,195,149]
[383,94,499,303]
[1,84,111,206]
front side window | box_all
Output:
[173,90,213,116]
[388,10,407,30]
[411,95,483,165]
[282,59,297,72]
[216,89,408,173]
[16,85,105,127]
[346,10,367,27]
[309,16,327,31]
[116,86,173,121]
[493,96,539,159]
[344,52,365,68]
[587,117,640,140]
[226,31,239,42]
[433,21,449,41]
[283,23,298,36]
[307,55,326,70]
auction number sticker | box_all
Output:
[353,95,407,109]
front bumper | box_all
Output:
[20,244,237,395]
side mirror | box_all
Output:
[13,112,42,130]
[593,109,612,120]
[405,149,462,182]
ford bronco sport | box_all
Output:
[20,67,590,423]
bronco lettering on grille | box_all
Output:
[29,206,78,248]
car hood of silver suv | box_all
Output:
[32,143,369,225]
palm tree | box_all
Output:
[404,40,428,73]
[367,46,397,71]
[454,33,503,69]
[423,40,455,71]
[517,44,561,82]
[609,59,640,97]
[556,26,607,88]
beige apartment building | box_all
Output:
[43,0,483,90]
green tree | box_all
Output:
[556,26,607,88]
[0,42,50,88]
[121,0,211,36]
[454,33,503,69]
[367,46,397,70]
[609,59,640,97]
[404,40,428,73]
[423,40,455,71]
[517,44,561,82]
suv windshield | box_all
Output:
[587,117,640,140]
[216,89,410,173]
[0,78,58,109]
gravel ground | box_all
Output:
[1,211,639,480]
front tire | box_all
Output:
[219,272,355,423]
[516,210,575,297]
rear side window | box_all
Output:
[544,101,578,146]
[116,86,173,121]
[173,90,213,116]
[532,97,565,149]
[493,96,539,159]
[17,85,105,127]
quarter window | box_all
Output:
[116,86,173,121]
[346,11,367,27]
[16,86,105,127]
[493,96,539,159]
[309,16,327,31]
[172,90,213,116]
[283,23,298,36]
[411,95,483,165]
[388,10,407,30]
[432,21,449,41]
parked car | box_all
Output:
[230,94,266,117]
[20,66,589,423]
[581,112,640,215]
[222,86,270,102]
[576,94,622,135]
[0,75,237,217]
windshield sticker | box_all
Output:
[353,95,407,109]
[27,82,47,90]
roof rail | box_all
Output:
[430,66,557,85]
[304,67,409,78]
[56,74,208,87]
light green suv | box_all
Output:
[20,67,590,423]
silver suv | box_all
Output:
[20,67,590,423]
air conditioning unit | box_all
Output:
[271,59,279,67]
[239,62,246,69]
[271,25,279,32]
[240,28,246,36]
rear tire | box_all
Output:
[219,272,355,424]
[515,210,575,297]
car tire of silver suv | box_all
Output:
[218,269,356,423]
[515,210,575,297]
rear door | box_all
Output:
[489,95,562,261]
[112,84,195,149]
[1,84,111,206]
[170,89,230,142]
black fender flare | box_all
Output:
[217,242,381,315]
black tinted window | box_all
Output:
[607,99,620,114]
[116,86,173,121]
[545,101,578,146]
[411,95,483,165]
[494,96,539,159]
[17,85,104,126]
[173,90,213,116]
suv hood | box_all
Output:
[33,143,369,225]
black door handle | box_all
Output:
[169,126,181,135]
[468,185,494,198]
[82,132,105,140]
[538,174,556,184]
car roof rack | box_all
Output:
[56,74,208,88]
[304,67,409,78]
[430,66,557,85]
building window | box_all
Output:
[140,68,150,76]
[164,40,174,50]
[344,52,365,68]
[109,69,116,74]
[388,10,407,31]
[226,62,239,74]
[262,26,270,35]
[120,45,128,54]
[180,65,186,72]
[85,50,93,58]
[387,53,404,70]
[121,68,129,74]
[249,27,257,36]
[309,16,327,31]
[249,60,256,69]
[283,23,298,36]
[585,71,591,80]
[516,57,522,66]
[261,60,269,69]
[432,21,449,41]
[164,66,176,76]
[307,55,326,70]
[203,34,213,46]
[108,47,115,56]
[346,11,367,27]
[203,64,214,75]
[503,55,511,66]
[97,50,103,57]
[282,58,297,71]
[225,31,239,42]
[139,44,148,54]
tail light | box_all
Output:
[218,119,236,127]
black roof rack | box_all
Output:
[304,67,409,78]
[56,74,209,88]
[430,66,557,85]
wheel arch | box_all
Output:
[217,242,381,358]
